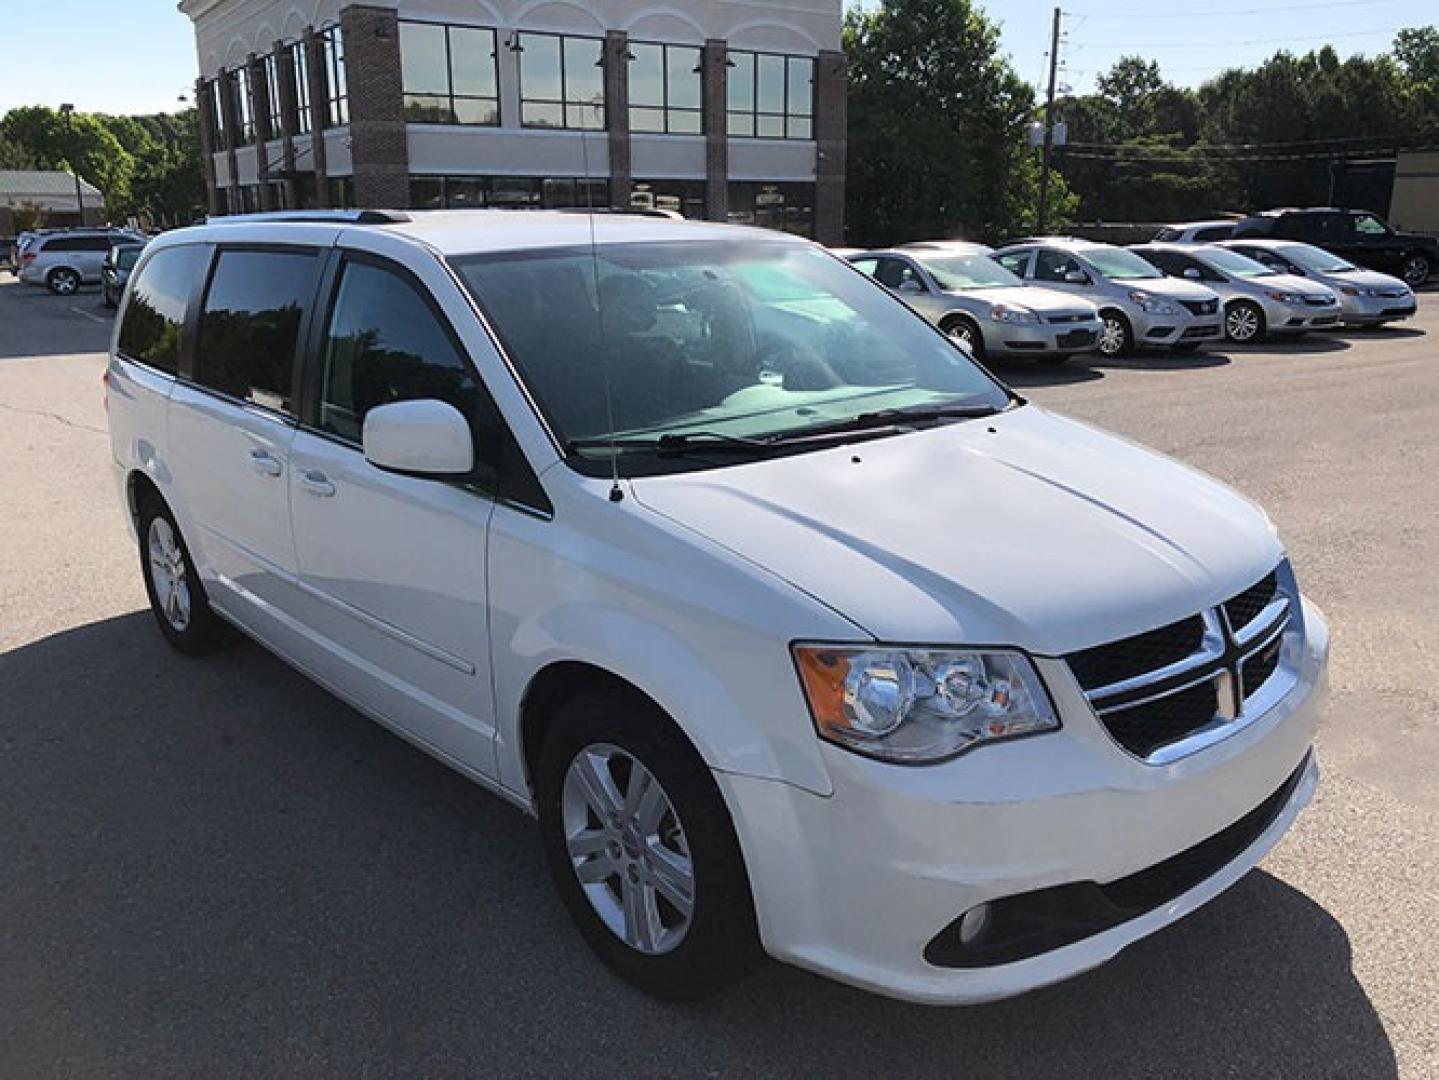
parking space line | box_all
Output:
[68,306,108,325]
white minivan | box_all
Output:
[107,210,1328,1005]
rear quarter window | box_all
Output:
[117,245,212,376]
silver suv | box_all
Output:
[1130,243,1342,343]
[18,229,144,295]
[848,243,1101,364]
[993,239,1223,356]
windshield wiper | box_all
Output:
[785,401,1006,440]
[567,431,779,457]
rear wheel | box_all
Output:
[536,688,762,1000]
[1224,300,1266,343]
[137,493,232,655]
[940,315,985,359]
[1401,253,1433,289]
[47,267,80,296]
[1096,310,1133,357]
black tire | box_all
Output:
[1224,300,1266,344]
[1401,253,1433,289]
[536,687,762,1000]
[940,315,985,360]
[137,492,232,656]
[102,283,117,309]
[1036,353,1071,366]
[1096,309,1133,357]
[47,267,81,296]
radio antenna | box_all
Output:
[578,87,624,503]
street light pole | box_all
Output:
[59,103,85,223]
[1037,7,1062,236]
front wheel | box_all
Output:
[1401,253,1433,289]
[1225,301,1266,343]
[1096,311,1133,357]
[941,315,985,360]
[536,689,761,1000]
[47,267,80,296]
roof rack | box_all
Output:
[551,206,685,220]
[204,210,412,226]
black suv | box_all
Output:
[1232,208,1437,289]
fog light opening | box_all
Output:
[959,902,992,947]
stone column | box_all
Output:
[813,49,847,245]
[247,53,275,209]
[195,77,221,217]
[702,39,729,223]
[604,30,631,211]
[303,27,331,207]
[274,40,299,208]
[339,4,410,208]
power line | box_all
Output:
[1083,26,1404,50]
[1067,132,1424,150]
[1069,0,1406,19]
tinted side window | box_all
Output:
[996,251,1031,276]
[1139,250,1178,274]
[117,245,211,375]
[81,236,114,252]
[1196,226,1232,242]
[194,249,319,414]
[1034,249,1079,282]
[318,259,486,445]
[42,237,82,253]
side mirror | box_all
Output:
[363,399,474,479]
[1064,270,1088,284]
[1183,267,1202,280]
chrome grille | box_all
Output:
[1180,299,1218,316]
[1065,562,1301,763]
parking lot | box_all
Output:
[1,272,1436,1079]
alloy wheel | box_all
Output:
[147,517,192,632]
[1097,315,1127,356]
[1226,305,1261,342]
[1401,255,1431,289]
[50,270,79,295]
[561,742,695,955]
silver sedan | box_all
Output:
[848,244,1102,364]
[1220,240,1416,327]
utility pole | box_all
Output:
[59,103,85,223]
[1037,7,1061,235]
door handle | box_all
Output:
[299,470,336,498]
[248,448,283,477]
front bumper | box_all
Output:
[1262,298,1342,333]
[1338,293,1416,324]
[719,599,1329,1005]
[986,319,1102,358]
[1132,308,1223,348]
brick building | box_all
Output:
[180,0,846,242]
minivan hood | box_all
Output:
[960,285,1095,317]
[632,406,1282,655]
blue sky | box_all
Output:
[0,0,1435,117]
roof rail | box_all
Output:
[204,210,411,226]
[551,206,685,220]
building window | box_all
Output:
[290,40,312,135]
[400,21,500,125]
[208,78,228,149]
[728,181,814,237]
[321,24,348,127]
[631,179,704,218]
[727,52,813,139]
[262,53,282,138]
[408,175,608,210]
[517,32,604,130]
[234,66,255,145]
[629,43,702,135]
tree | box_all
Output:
[0,133,34,169]
[844,0,1075,245]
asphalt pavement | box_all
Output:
[0,274,1435,1079]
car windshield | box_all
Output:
[1082,247,1164,280]
[1200,247,1277,278]
[451,240,1012,472]
[1276,243,1357,273]
[913,252,1021,291]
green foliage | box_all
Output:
[0,105,204,225]
[844,0,1070,245]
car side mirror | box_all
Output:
[1064,270,1088,284]
[1182,267,1202,280]
[363,399,475,479]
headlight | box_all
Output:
[990,304,1040,325]
[1128,290,1180,315]
[1265,290,1304,303]
[793,646,1059,763]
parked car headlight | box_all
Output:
[990,304,1041,325]
[793,646,1059,763]
[1128,290,1180,315]
[1265,290,1305,303]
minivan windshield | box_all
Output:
[1082,247,1165,281]
[452,241,1012,472]
[1199,247,1277,279]
[1274,243,1358,273]
[913,252,1022,291]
